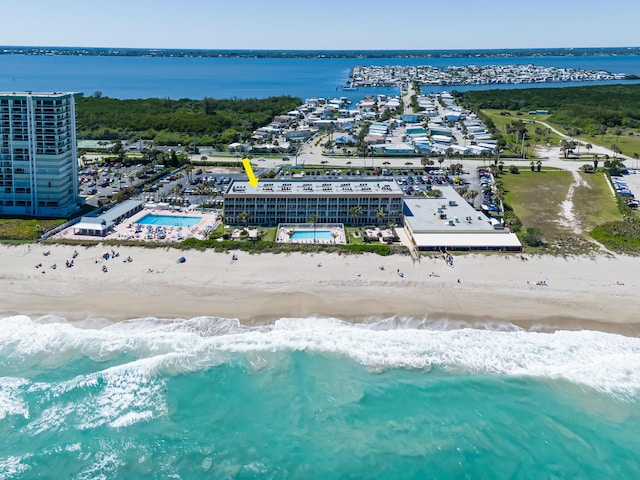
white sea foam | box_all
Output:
[0,378,29,420]
[75,443,123,480]
[110,410,154,428]
[0,455,31,479]
[19,357,169,434]
[2,314,640,399]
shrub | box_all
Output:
[523,227,544,247]
[509,165,519,174]
[590,216,640,254]
[502,203,522,233]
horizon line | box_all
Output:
[2,45,640,52]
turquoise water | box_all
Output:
[136,214,201,227]
[290,229,333,240]
[1,315,640,479]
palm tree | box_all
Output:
[375,207,386,227]
[324,121,335,153]
[611,144,622,158]
[614,127,623,143]
[307,213,320,243]
[184,164,193,184]
[445,148,454,166]
[463,189,479,205]
[237,211,250,228]
[349,205,363,226]
[559,139,569,159]
[493,146,501,163]
[585,143,592,157]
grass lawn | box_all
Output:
[0,218,66,242]
[481,109,564,148]
[573,132,640,160]
[500,168,624,254]
[573,172,622,230]
[345,227,366,245]
[501,169,572,238]
[260,227,277,242]
[500,168,589,253]
[482,108,640,160]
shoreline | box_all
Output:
[2,243,639,336]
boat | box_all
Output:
[342,81,359,91]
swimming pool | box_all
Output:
[290,229,334,240]
[137,214,202,227]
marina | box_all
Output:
[347,63,630,89]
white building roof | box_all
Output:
[431,135,452,144]
[411,232,522,249]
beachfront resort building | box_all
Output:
[403,186,522,252]
[224,179,404,226]
[0,92,81,216]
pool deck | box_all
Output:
[55,206,219,243]
[276,225,346,245]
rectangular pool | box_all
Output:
[290,229,334,240]
[137,214,202,227]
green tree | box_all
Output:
[375,207,386,227]
[307,213,320,244]
[611,144,622,158]
[523,227,544,247]
[349,205,363,226]
[237,211,250,228]
[463,189,479,204]
[614,127,624,143]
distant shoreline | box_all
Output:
[2,45,640,59]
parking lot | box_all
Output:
[78,162,145,206]
[278,167,474,198]
[613,169,640,209]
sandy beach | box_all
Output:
[1,243,639,334]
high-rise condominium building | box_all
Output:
[0,92,80,217]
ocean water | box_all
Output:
[1,53,640,100]
[1,315,640,479]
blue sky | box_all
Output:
[1,0,638,50]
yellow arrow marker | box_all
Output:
[242,157,259,187]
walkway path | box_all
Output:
[534,120,633,163]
